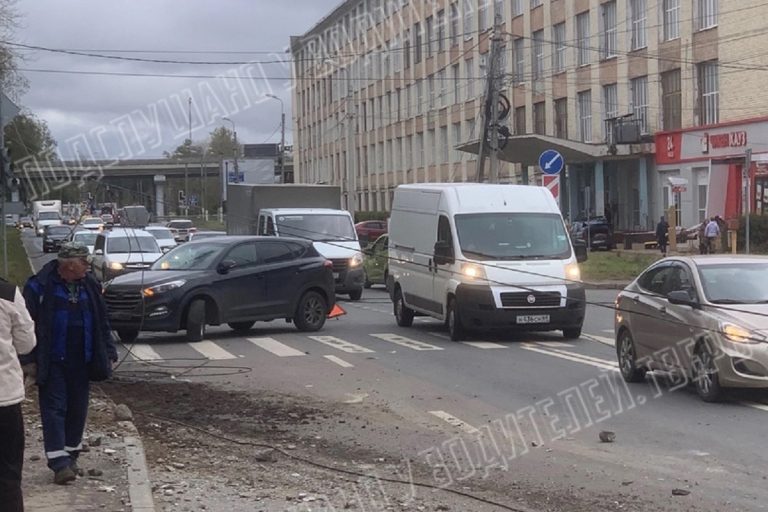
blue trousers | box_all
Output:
[38,327,90,472]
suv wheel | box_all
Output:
[349,288,363,301]
[294,291,327,332]
[228,321,255,333]
[394,288,414,327]
[446,298,465,341]
[186,299,207,342]
[116,328,139,344]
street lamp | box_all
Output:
[222,116,239,182]
[266,94,285,183]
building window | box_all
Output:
[406,83,412,118]
[630,76,648,133]
[515,106,526,135]
[452,122,462,161]
[437,10,446,53]
[578,90,592,142]
[465,57,474,99]
[661,69,681,130]
[494,0,504,22]
[417,80,424,114]
[478,0,489,32]
[695,0,718,31]
[533,102,546,135]
[663,0,680,40]
[698,183,708,223]
[697,61,719,125]
[603,83,618,140]
[450,3,459,45]
[404,29,411,68]
[531,30,545,80]
[426,16,435,57]
[552,23,566,73]
[513,38,525,82]
[452,64,460,103]
[601,1,617,59]
[554,98,568,139]
[428,75,435,109]
[463,0,474,38]
[512,0,523,16]
[531,0,542,7]
[440,126,449,164]
[629,0,647,50]
[416,133,424,167]
[576,12,591,66]
[438,69,447,107]
[414,23,422,63]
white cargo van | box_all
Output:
[257,208,365,300]
[388,184,588,341]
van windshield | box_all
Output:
[38,212,60,221]
[275,214,356,241]
[455,213,571,260]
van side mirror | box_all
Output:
[217,259,237,274]
[573,240,588,263]
[93,249,104,256]
[434,240,454,266]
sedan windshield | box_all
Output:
[698,263,768,303]
[47,226,70,236]
[107,236,160,254]
[149,229,174,240]
[152,243,224,270]
[455,213,571,260]
[276,214,356,241]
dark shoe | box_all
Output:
[54,466,76,485]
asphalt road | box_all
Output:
[22,230,768,511]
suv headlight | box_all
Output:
[349,252,363,268]
[722,323,766,344]
[565,262,581,282]
[143,280,186,297]
[108,261,124,271]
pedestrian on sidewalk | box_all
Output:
[22,242,117,485]
[655,216,669,256]
[705,216,721,255]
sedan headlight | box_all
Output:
[143,280,186,297]
[108,261,124,271]
[722,323,766,344]
[565,262,581,282]
[349,252,363,268]
[461,263,487,281]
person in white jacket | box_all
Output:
[0,277,36,512]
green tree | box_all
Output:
[4,113,57,166]
[163,139,204,159]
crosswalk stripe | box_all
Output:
[370,333,444,351]
[309,336,375,354]
[520,344,618,371]
[539,346,619,367]
[742,401,768,413]
[188,340,237,360]
[128,344,163,362]
[534,341,574,348]
[247,337,305,357]
[428,410,480,435]
[324,355,354,368]
[461,341,508,349]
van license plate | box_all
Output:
[517,315,550,324]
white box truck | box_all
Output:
[32,200,62,236]
[387,184,587,341]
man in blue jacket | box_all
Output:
[22,242,117,485]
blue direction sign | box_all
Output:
[539,149,564,175]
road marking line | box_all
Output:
[742,401,768,413]
[128,344,163,362]
[585,334,615,346]
[520,344,618,372]
[188,340,237,360]
[370,333,444,351]
[428,411,480,435]
[602,329,614,334]
[247,337,305,357]
[534,341,575,348]
[534,346,618,367]
[324,355,354,368]
[309,336,374,354]
[462,341,508,349]
[428,331,450,340]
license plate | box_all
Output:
[333,272,340,279]
[517,315,550,324]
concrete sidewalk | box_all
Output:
[22,387,155,512]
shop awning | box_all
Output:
[457,134,642,166]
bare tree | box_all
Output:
[0,0,28,100]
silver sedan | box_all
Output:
[615,255,768,402]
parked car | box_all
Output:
[355,220,388,245]
[17,216,33,229]
[144,226,178,252]
[90,228,164,282]
[70,230,98,254]
[103,236,336,343]
[363,234,389,288]
[79,217,105,231]
[42,225,72,253]
[187,230,227,241]
[166,219,196,242]
[4,214,18,227]
[570,216,615,250]
[615,255,768,402]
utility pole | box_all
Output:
[280,109,286,183]
[346,84,358,218]
[185,96,192,217]
[475,11,503,183]
[745,148,752,254]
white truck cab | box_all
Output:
[388,184,588,341]
[257,208,365,300]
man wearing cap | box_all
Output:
[22,242,117,485]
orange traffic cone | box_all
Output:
[328,304,346,319]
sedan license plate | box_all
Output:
[516,314,550,324]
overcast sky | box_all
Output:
[14,0,339,160]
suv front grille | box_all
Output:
[500,291,562,308]
[331,259,348,272]
[104,290,143,312]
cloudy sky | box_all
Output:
[13,0,339,160]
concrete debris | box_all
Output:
[114,404,133,422]
[672,488,691,496]
[88,468,104,477]
[90,435,103,447]
[599,431,616,443]
[254,448,277,462]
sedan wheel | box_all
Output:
[693,344,723,402]
[295,291,327,332]
[617,330,646,383]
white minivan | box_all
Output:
[388,184,588,341]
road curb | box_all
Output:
[583,282,629,290]
[123,432,156,512]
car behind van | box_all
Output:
[388,184,587,341]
